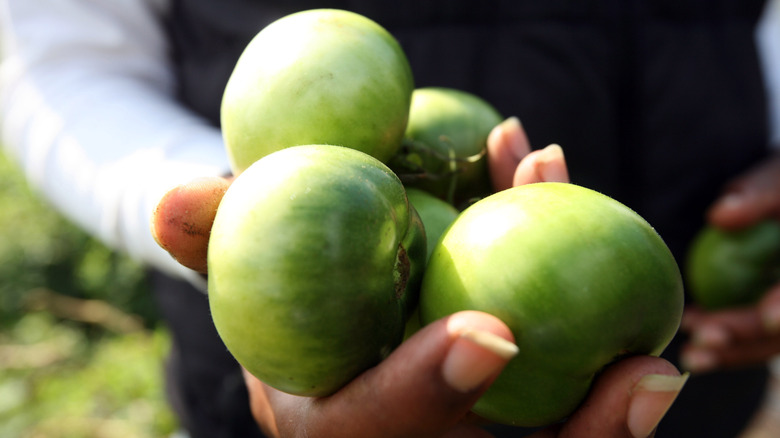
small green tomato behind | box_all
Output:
[405,188,460,261]
[686,220,780,310]
[420,182,684,426]
[403,188,461,338]
[221,9,414,174]
[208,145,426,397]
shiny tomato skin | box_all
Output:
[208,145,426,397]
[420,182,684,426]
[221,9,414,174]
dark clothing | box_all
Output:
[165,0,770,258]
[150,271,265,438]
[158,1,772,436]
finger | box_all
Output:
[758,283,780,333]
[679,306,707,332]
[681,335,780,373]
[683,307,763,346]
[679,286,780,372]
[680,306,738,356]
[707,154,780,230]
[248,311,518,438]
[511,144,570,187]
[681,285,780,349]
[679,309,763,373]
[151,176,231,273]
[487,117,532,192]
[537,356,687,438]
[243,369,281,437]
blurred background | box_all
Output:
[0,149,178,437]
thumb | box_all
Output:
[311,310,518,436]
[249,311,518,438]
[151,176,231,273]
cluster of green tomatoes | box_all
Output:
[208,9,686,427]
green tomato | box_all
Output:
[221,9,414,175]
[402,188,460,338]
[389,87,503,206]
[419,182,684,426]
[686,220,780,310]
[405,188,460,261]
[208,145,427,397]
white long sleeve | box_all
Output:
[758,0,780,146]
[0,0,229,289]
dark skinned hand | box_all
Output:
[681,154,780,373]
[151,117,686,437]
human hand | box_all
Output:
[486,117,569,190]
[151,135,684,437]
[680,286,780,373]
[244,311,685,438]
[151,176,232,274]
[681,154,780,373]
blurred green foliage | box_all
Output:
[0,313,177,438]
[0,151,177,437]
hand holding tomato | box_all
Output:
[150,118,684,437]
[242,312,685,438]
[150,116,569,275]
[681,154,780,373]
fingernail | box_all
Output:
[442,328,519,393]
[537,144,569,183]
[762,305,780,334]
[500,116,522,132]
[680,349,717,373]
[628,373,689,438]
[491,117,525,157]
[489,117,519,144]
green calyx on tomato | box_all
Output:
[208,145,427,397]
[419,182,684,426]
[221,9,414,175]
[686,220,780,310]
[388,87,503,207]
